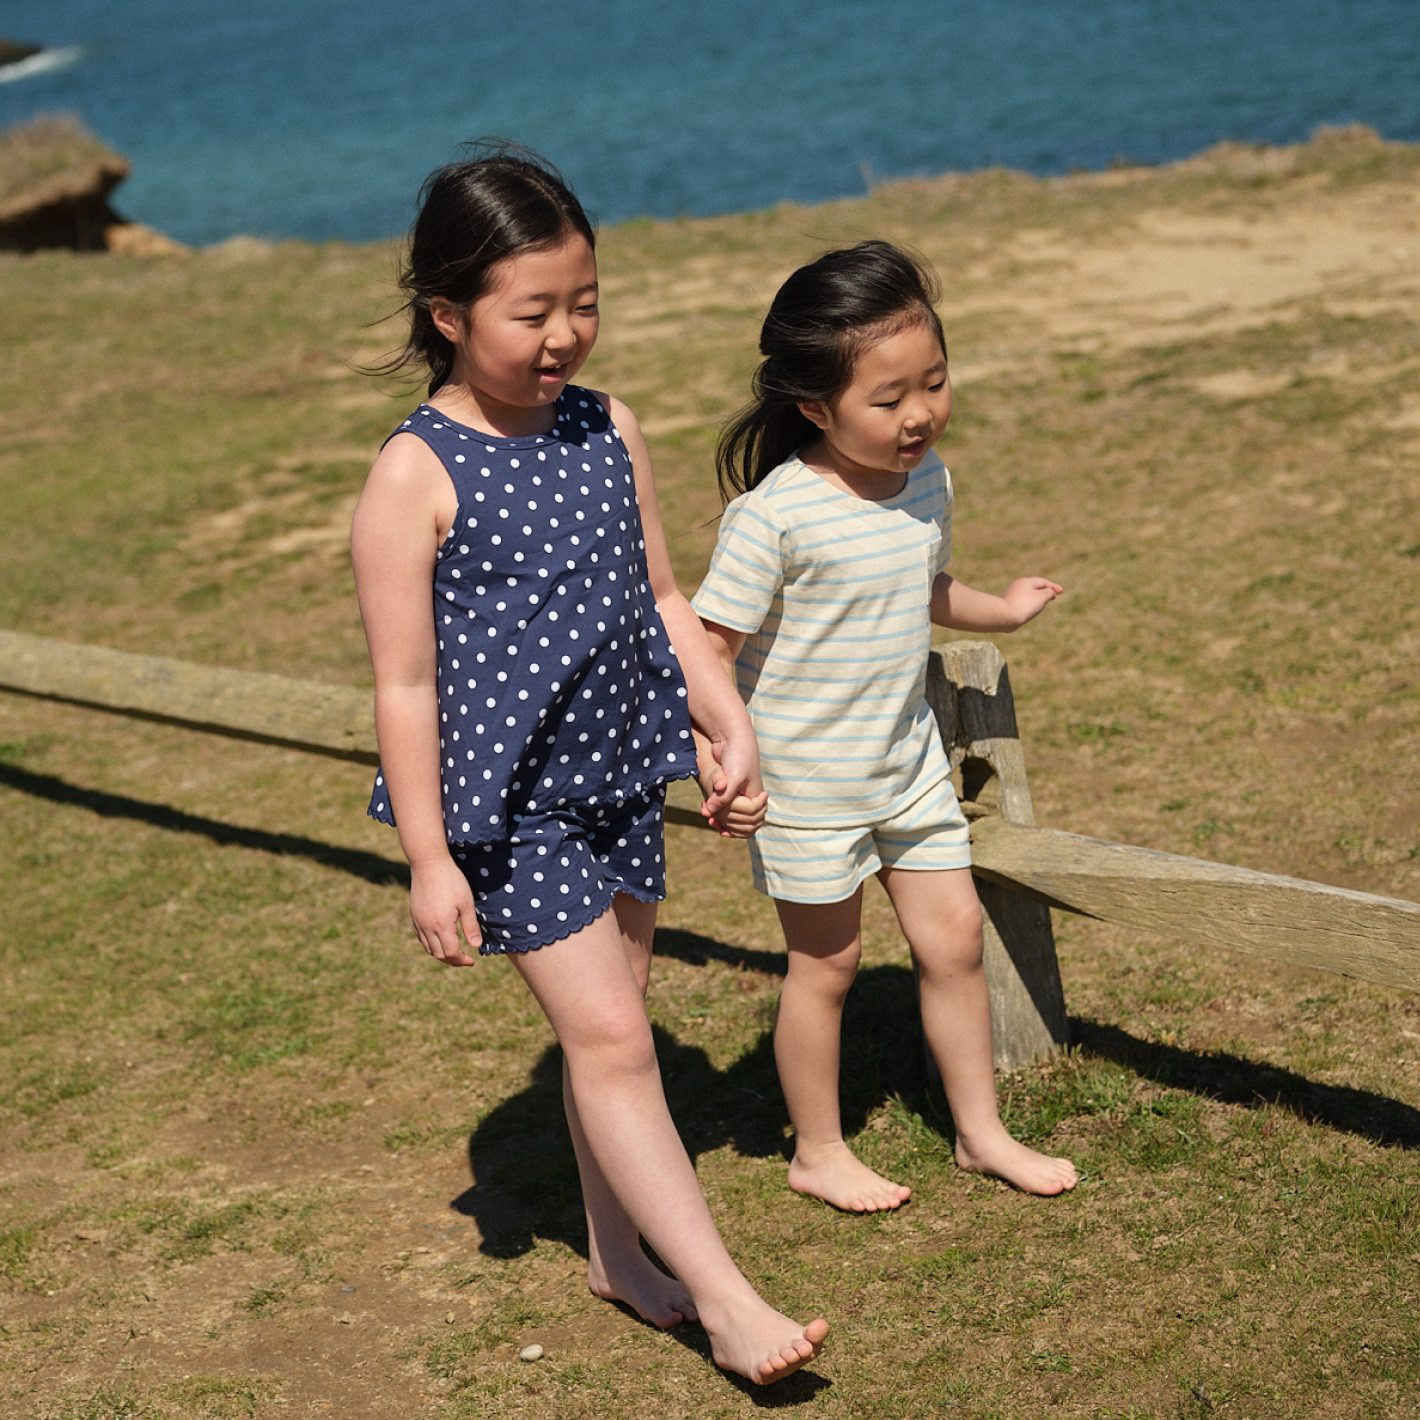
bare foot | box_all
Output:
[588,1248,697,1328]
[702,1295,830,1385]
[955,1130,1078,1195]
[788,1141,912,1213]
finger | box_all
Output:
[702,786,732,817]
[436,915,476,967]
[457,902,483,962]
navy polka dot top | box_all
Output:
[367,387,697,845]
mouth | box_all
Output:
[535,362,569,383]
[898,438,927,459]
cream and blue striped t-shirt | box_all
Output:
[692,451,954,828]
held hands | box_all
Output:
[696,733,769,839]
[1001,577,1064,630]
[408,855,481,967]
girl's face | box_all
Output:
[799,318,951,491]
[431,232,599,425]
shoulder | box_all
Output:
[368,417,453,492]
[571,385,631,430]
[581,387,647,455]
[918,449,949,483]
[740,453,816,513]
[722,475,794,538]
[356,411,456,523]
[915,450,953,505]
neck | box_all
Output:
[428,379,563,439]
[800,436,908,502]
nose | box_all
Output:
[902,394,932,432]
[544,311,578,357]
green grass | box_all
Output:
[2,126,1419,1417]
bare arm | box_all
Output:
[602,393,768,834]
[930,574,1063,632]
[350,434,479,966]
[690,620,767,836]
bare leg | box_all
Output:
[773,892,913,1212]
[879,866,1077,1196]
[513,896,828,1384]
[564,894,696,1327]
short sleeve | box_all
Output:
[691,492,788,636]
[936,466,954,576]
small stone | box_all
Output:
[444,1312,456,1325]
[519,1344,545,1362]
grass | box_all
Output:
[0,116,123,210]
[1,126,1419,1416]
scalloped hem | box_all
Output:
[478,881,665,957]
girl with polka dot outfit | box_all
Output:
[350,145,826,1386]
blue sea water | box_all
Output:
[1,0,1417,247]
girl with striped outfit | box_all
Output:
[694,242,1077,1211]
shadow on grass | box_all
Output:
[452,957,929,1259]
[0,763,410,887]
[450,960,1420,1261]
[1073,1017,1420,1148]
[653,926,788,977]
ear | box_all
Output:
[797,399,831,432]
[429,298,466,345]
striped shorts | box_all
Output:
[748,773,971,905]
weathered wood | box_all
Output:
[927,641,1070,1070]
[927,640,1038,827]
[974,879,1072,1067]
[0,628,379,764]
[970,816,1420,993]
[7,626,1414,994]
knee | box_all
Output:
[917,896,985,977]
[786,943,862,1003]
[565,1005,658,1080]
[952,893,984,949]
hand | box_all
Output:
[698,736,769,840]
[1002,577,1064,629]
[702,785,770,838]
[408,856,481,966]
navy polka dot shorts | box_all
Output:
[453,788,667,954]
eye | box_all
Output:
[929,379,948,392]
[874,399,901,410]
[577,301,600,315]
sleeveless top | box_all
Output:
[367,387,697,845]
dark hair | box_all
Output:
[715,240,945,499]
[376,140,596,396]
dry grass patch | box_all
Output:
[2,129,1418,1417]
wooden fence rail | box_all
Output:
[0,628,380,764]
[3,627,1417,1071]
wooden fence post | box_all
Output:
[925,641,1070,1071]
